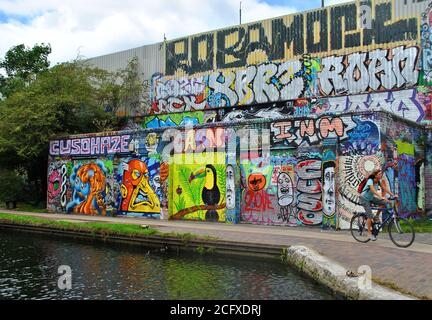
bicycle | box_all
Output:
[350,197,415,248]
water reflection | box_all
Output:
[0,230,335,300]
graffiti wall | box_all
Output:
[143,110,219,128]
[152,46,421,114]
[164,1,422,77]
[48,110,428,226]
[380,114,426,217]
[239,153,298,226]
[48,0,431,225]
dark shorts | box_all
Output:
[359,196,387,219]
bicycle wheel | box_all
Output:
[350,213,370,243]
[388,218,415,248]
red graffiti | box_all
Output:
[244,190,275,213]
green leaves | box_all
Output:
[0,170,25,202]
[0,43,144,203]
[0,43,51,98]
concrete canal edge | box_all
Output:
[0,222,417,300]
[284,246,417,300]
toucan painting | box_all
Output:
[189,164,220,221]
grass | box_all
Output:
[0,213,219,241]
[372,276,430,300]
[1,203,47,213]
[408,218,432,233]
[380,217,432,234]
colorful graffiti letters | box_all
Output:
[297,159,323,226]
[165,1,419,76]
[271,115,356,147]
[50,135,131,157]
[319,46,419,95]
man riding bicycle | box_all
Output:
[359,169,398,241]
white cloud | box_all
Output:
[0,0,298,65]
[325,0,354,6]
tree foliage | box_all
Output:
[0,170,25,203]
[0,44,143,204]
[0,43,52,98]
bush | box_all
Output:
[0,170,25,204]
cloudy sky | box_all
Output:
[0,0,352,65]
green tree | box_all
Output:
[0,43,52,98]
[0,170,25,207]
[0,59,129,204]
[114,56,150,117]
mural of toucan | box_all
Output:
[189,164,220,222]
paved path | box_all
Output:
[1,209,431,299]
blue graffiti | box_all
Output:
[341,118,380,155]
[208,92,231,108]
[398,155,417,215]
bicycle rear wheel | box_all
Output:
[388,218,415,248]
[350,213,370,243]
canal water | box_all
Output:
[0,230,336,300]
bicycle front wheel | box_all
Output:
[388,218,415,248]
[350,213,370,243]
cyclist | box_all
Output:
[359,169,397,241]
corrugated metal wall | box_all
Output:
[164,0,425,77]
[87,42,164,82]
[86,43,164,117]
[86,0,431,117]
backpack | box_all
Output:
[357,176,381,194]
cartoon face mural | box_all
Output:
[144,133,159,155]
[277,172,294,207]
[120,159,161,214]
[226,165,235,210]
[152,174,161,195]
[66,162,107,215]
[322,162,336,217]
